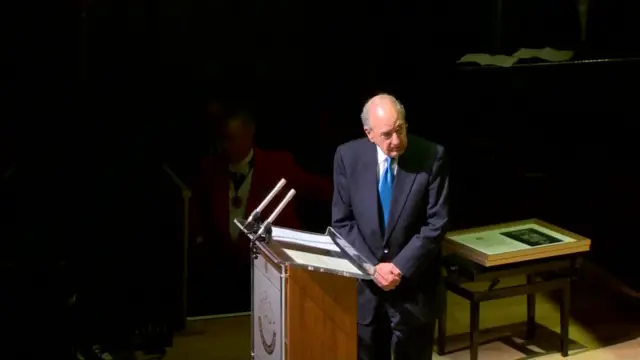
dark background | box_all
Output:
[2,0,640,356]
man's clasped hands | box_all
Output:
[373,262,403,291]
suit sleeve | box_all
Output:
[331,147,378,264]
[393,146,449,279]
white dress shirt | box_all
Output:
[376,146,398,182]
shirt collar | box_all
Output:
[376,146,396,165]
[229,148,254,174]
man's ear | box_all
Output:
[364,127,374,142]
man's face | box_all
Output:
[221,117,254,164]
[364,105,408,158]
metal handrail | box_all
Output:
[162,164,191,199]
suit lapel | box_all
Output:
[361,142,384,242]
[384,149,417,243]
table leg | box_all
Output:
[526,275,536,339]
[470,301,480,360]
[560,282,571,356]
[437,297,448,355]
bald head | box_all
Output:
[361,94,405,129]
[362,94,408,158]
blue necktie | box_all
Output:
[378,157,394,230]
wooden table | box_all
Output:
[436,254,579,360]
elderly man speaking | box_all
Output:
[332,94,449,360]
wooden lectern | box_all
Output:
[235,219,374,360]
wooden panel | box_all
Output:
[285,266,357,360]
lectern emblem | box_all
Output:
[257,291,277,355]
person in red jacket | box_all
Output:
[189,105,332,316]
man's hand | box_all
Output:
[373,262,402,291]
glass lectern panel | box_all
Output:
[234,218,373,280]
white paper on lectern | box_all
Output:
[271,226,340,252]
[282,248,364,275]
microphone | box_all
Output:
[255,189,296,239]
[246,178,287,224]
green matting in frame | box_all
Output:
[444,219,591,266]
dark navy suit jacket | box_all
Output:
[332,135,449,326]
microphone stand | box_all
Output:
[243,178,286,234]
[249,217,273,260]
[247,189,296,259]
[235,178,292,259]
